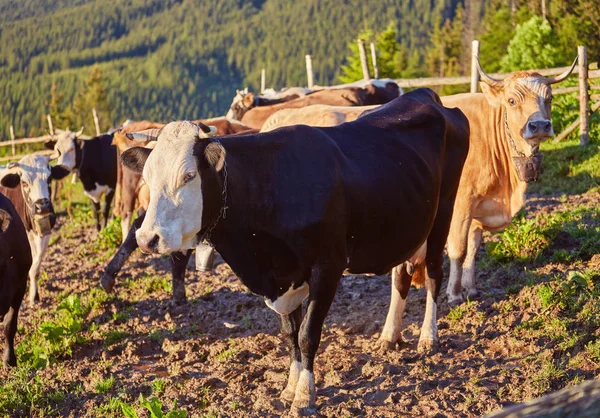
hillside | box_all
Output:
[0,0,466,137]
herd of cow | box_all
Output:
[0,57,577,413]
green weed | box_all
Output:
[119,394,187,418]
[95,375,116,394]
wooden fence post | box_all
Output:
[470,40,481,93]
[92,108,101,136]
[357,39,370,81]
[370,43,379,79]
[578,46,589,146]
[47,114,54,136]
[9,125,15,155]
[260,68,266,94]
[305,55,314,89]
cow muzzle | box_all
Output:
[136,230,162,254]
[513,153,543,183]
[523,119,553,142]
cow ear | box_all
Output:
[480,82,503,107]
[0,209,11,233]
[51,165,70,180]
[204,142,226,172]
[0,173,20,188]
[121,147,152,173]
[44,140,57,150]
[242,92,255,108]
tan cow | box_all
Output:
[260,104,380,132]
[376,58,577,350]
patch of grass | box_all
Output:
[143,274,172,294]
[152,379,167,396]
[486,213,548,262]
[0,368,65,416]
[119,394,187,418]
[95,375,116,394]
[17,294,88,369]
[95,397,123,417]
[216,348,238,362]
[531,358,567,395]
[104,330,128,347]
[149,329,168,344]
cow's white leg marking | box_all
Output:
[379,267,407,348]
[27,232,50,304]
[462,224,483,299]
[292,369,315,410]
[418,289,438,351]
[264,283,309,315]
[84,183,110,204]
[281,360,302,402]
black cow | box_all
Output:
[0,192,32,367]
[46,129,117,231]
[121,88,470,412]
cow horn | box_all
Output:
[197,123,217,138]
[125,128,161,142]
[476,56,503,87]
[74,127,85,137]
[7,162,19,170]
[540,56,578,85]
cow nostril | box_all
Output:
[148,234,160,251]
[528,122,538,132]
[544,121,552,131]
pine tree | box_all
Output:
[71,66,113,135]
[500,16,559,71]
[338,28,374,83]
[374,23,401,79]
[46,82,74,131]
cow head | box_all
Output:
[477,57,576,181]
[44,127,85,171]
[0,155,69,235]
[121,121,222,254]
[226,88,255,121]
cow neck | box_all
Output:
[75,139,83,170]
[200,160,228,245]
[490,105,524,192]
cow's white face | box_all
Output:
[50,128,84,170]
[226,88,253,121]
[1,155,52,206]
[124,121,222,254]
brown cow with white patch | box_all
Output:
[378,58,577,349]
[260,104,380,132]
[241,82,399,129]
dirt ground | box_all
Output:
[2,191,599,418]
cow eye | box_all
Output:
[183,172,196,184]
[508,98,516,106]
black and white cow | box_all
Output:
[0,155,69,304]
[121,89,470,412]
[46,128,118,231]
[0,192,32,367]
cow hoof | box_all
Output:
[376,337,400,353]
[467,289,479,300]
[417,338,438,353]
[280,386,296,404]
[447,294,463,307]
[100,274,115,293]
[291,402,317,416]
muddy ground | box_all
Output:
[1,191,599,417]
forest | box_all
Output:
[0,0,598,137]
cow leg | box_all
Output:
[27,233,49,304]
[280,305,304,403]
[102,189,115,229]
[100,213,145,292]
[418,267,442,352]
[378,263,411,351]
[120,212,132,244]
[170,250,192,304]
[2,306,19,367]
[446,215,472,306]
[91,199,102,232]
[462,222,483,300]
[293,268,342,412]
